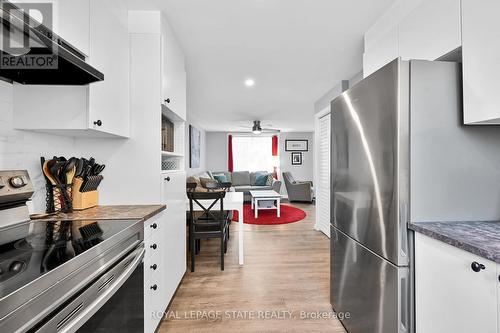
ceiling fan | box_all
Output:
[237,120,280,134]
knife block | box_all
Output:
[72,177,99,210]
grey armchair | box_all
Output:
[282,171,314,203]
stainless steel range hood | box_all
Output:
[0,1,103,85]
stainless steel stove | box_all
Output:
[0,171,144,333]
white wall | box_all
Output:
[185,117,207,176]
[0,81,76,213]
[205,132,227,172]
[279,132,314,196]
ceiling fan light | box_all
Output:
[252,120,262,134]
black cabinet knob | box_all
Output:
[150,264,157,270]
[150,244,157,250]
[165,98,170,104]
[150,284,157,291]
[150,223,157,229]
[471,261,486,272]
[165,177,170,182]
[93,120,102,127]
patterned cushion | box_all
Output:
[265,174,274,186]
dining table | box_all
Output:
[186,191,245,265]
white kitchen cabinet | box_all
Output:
[143,209,186,333]
[462,0,500,124]
[415,233,498,333]
[399,0,461,61]
[12,0,130,138]
[14,0,90,56]
[87,0,130,136]
[362,26,398,78]
[160,171,187,294]
[161,17,187,121]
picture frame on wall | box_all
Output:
[291,152,302,165]
[285,139,308,152]
[189,125,201,168]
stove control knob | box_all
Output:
[0,177,5,189]
[9,261,25,273]
[9,176,26,188]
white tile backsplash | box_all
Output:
[0,81,76,213]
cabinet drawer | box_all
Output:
[144,212,163,240]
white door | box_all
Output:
[315,113,331,237]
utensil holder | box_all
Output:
[72,177,99,210]
[45,183,73,213]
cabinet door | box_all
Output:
[415,233,497,333]
[161,18,187,120]
[56,0,90,56]
[362,27,398,78]
[462,0,500,124]
[161,171,186,202]
[87,0,130,137]
[399,0,460,61]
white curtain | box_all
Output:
[233,136,274,172]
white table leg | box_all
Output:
[277,198,281,217]
[238,206,244,265]
[254,199,258,218]
[251,197,254,209]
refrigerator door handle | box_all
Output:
[399,202,408,258]
[400,275,409,333]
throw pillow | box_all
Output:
[255,174,268,186]
[213,174,228,183]
[200,177,217,188]
[265,174,274,186]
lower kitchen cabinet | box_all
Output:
[415,233,498,333]
[143,207,186,333]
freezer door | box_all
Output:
[331,58,410,266]
[330,226,411,333]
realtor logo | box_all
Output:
[0,1,57,69]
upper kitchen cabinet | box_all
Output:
[129,11,187,121]
[462,0,500,124]
[363,27,398,77]
[12,0,130,138]
[161,17,187,121]
[87,0,130,136]
[399,0,461,61]
[14,0,90,56]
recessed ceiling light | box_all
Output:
[244,78,255,87]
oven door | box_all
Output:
[35,244,144,333]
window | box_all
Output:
[232,136,276,172]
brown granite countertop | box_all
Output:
[39,205,166,222]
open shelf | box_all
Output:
[162,104,186,122]
[161,151,183,157]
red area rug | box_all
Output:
[232,204,306,225]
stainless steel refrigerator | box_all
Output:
[330,59,462,333]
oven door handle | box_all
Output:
[59,245,145,333]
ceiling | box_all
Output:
[126,0,395,132]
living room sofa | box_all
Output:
[187,171,282,201]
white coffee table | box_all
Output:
[250,190,282,218]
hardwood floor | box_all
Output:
[157,202,346,333]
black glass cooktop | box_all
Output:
[0,219,140,299]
